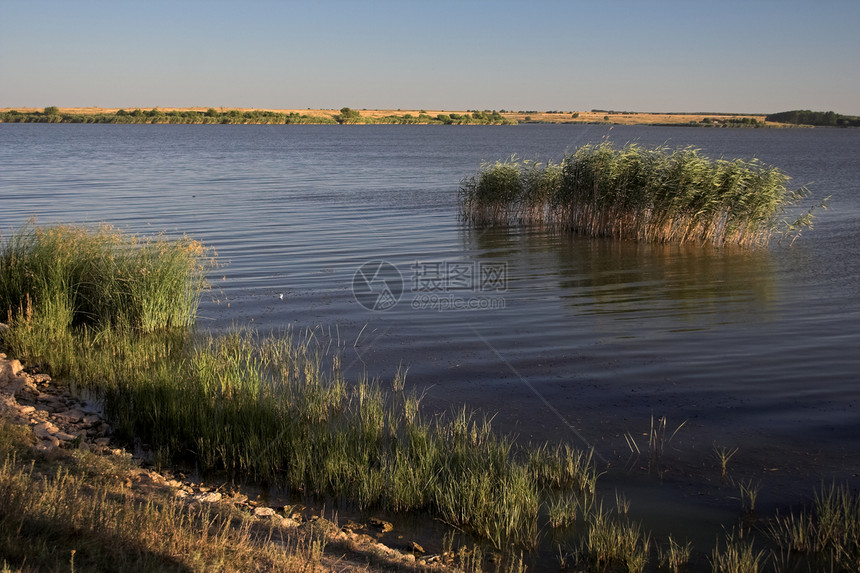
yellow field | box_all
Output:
[0,106,770,125]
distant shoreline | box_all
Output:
[0,106,783,127]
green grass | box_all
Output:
[6,324,597,550]
[0,225,604,551]
[459,142,818,246]
[0,223,208,333]
[581,504,651,573]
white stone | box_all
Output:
[41,436,60,449]
[253,506,277,518]
[59,409,86,422]
[194,491,222,503]
[33,422,59,439]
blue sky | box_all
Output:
[2,0,858,114]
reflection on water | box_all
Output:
[464,225,776,326]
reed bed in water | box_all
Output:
[459,142,815,246]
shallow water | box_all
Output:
[2,123,859,517]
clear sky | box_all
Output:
[2,0,858,114]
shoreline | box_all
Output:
[0,349,457,572]
[0,106,778,127]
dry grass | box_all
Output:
[0,107,775,125]
[0,421,367,573]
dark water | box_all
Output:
[2,123,859,506]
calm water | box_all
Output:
[2,123,859,487]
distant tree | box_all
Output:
[765,109,857,126]
[336,107,362,124]
[43,106,59,115]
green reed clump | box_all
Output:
[459,142,815,246]
[581,504,651,573]
[710,530,767,573]
[0,223,207,333]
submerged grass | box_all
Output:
[459,142,818,246]
[3,321,601,550]
[767,483,860,571]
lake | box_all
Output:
[2,123,859,524]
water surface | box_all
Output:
[2,123,859,501]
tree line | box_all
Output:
[0,107,515,125]
[765,110,860,127]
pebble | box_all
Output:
[33,421,59,439]
[253,506,277,518]
[369,517,394,532]
[54,431,78,442]
[41,436,60,449]
[410,541,425,554]
[193,491,223,503]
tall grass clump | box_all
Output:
[0,223,207,334]
[459,142,816,246]
[768,483,860,571]
[710,530,767,573]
